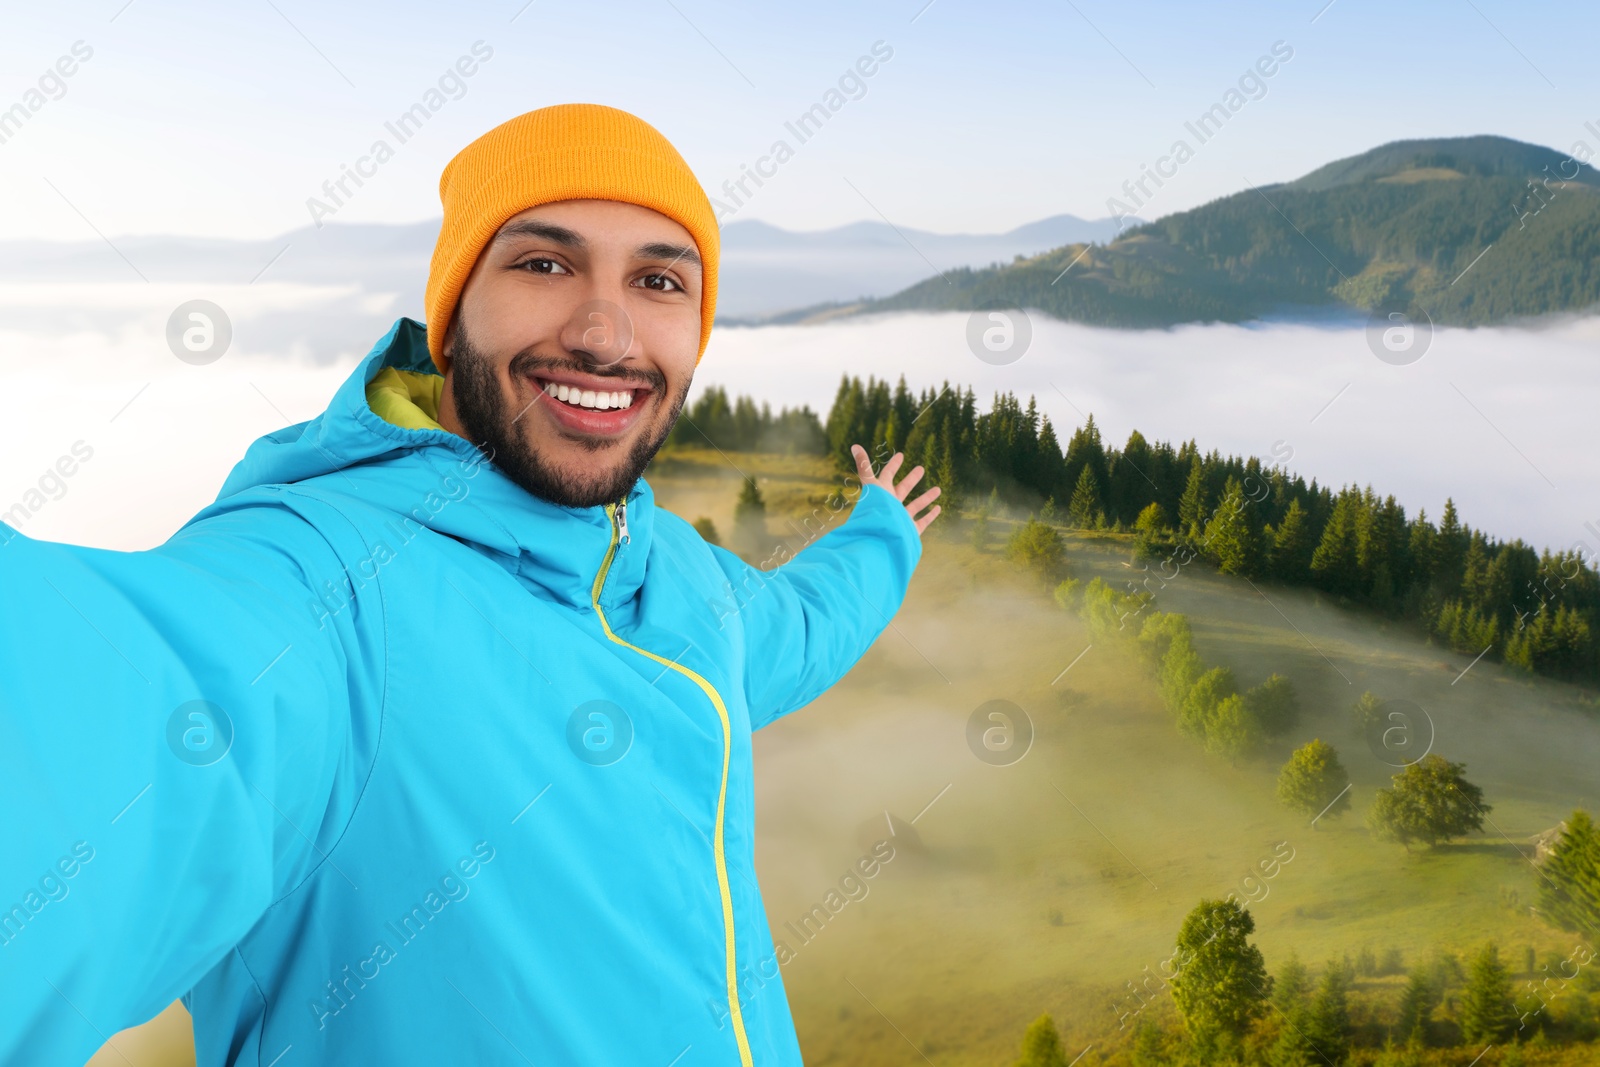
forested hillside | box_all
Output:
[661,373,1600,687]
[844,136,1600,327]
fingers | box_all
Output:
[914,504,942,535]
[905,485,941,516]
[894,464,926,502]
[879,451,906,487]
[850,443,875,483]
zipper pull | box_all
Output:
[616,496,630,546]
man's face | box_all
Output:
[436,198,703,509]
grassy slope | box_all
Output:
[650,449,1600,1066]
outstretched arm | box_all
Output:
[0,490,380,1064]
[712,445,939,730]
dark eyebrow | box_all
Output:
[637,242,702,271]
[493,219,585,248]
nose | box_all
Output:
[559,293,637,369]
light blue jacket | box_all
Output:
[0,317,922,1065]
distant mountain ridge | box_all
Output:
[846,135,1600,328]
[0,213,1135,329]
[714,213,1135,319]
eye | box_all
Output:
[635,272,683,293]
[517,257,569,276]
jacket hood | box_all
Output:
[211,316,653,612]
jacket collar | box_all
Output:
[214,317,653,613]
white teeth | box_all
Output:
[542,380,634,411]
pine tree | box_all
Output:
[1434,498,1466,598]
[1068,464,1104,529]
[1538,809,1600,935]
[1110,429,1157,527]
[1310,489,1361,596]
[1276,740,1351,823]
[1202,476,1262,577]
[1406,507,1437,596]
[1373,1034,1425,1067]
[1036,417,1069,504]
[1303,957,1353,1064]
[1270,498,1315,581]
[1178,455,1209,540]
[1394,961,1439,1045]
[1063,413,1109,503]
[1272,953,1311,1015]
[1267,1006,1321,1067]
[1459,943,1516,1045]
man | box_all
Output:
[0,104,938,1064]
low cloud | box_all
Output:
[1,279,1591,558]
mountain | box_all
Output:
[844,135,1600,328]
[714,213,1136,320]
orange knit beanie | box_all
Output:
[423,103,719,372]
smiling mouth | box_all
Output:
[533,376,646,412]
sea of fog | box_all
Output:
[0,279,1593,560]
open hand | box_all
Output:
[851,444,942,536]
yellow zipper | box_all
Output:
[595,499,754,1067]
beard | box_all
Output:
[446,318,688,509]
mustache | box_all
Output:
[507,350,665,392]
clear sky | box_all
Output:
[0,0,1595,241]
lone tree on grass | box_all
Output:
[1013,1013,1067,1067]
[732,476,767,555]
[1276,739,1352,826]
[1350,690,1382,734]
[1007,518,1065,575]
[1132,502,1168,560]
[1366,754,1489,850]
[1169,898,1272,1060]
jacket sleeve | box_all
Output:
[0,488,382,1065]
[710,482,923,731]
